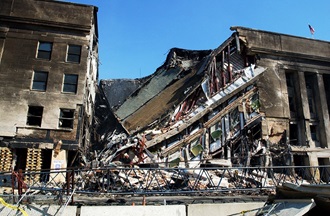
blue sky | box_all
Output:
[62,0,330,80]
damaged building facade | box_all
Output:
[0,0,329,198]
[99,27,330,177]
[0,0,98,175]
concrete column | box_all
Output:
[50,149,67,183]
[315,74,330,148]
[297,72,312,147]
[0,38,5,64]
[298,72,310,119]
[307,152,320,182]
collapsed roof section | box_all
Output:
[112,48,212,134]
[96,30,268,170]
[100,78,148,110]
[110,32,263,137]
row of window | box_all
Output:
[286,71,323,147]
[27,106,75,129]
[37,42,82,63]
[32,72,78,93]
[286,72,318,119]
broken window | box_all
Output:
[293,154,311,179]
[289,122,299,146]
[249,93,260,113]
[62,74,78,93]
[230,107,240,138]
[310,124,319,142]
[32,71,48,91]
[286,72,298,118]
[190,138,203,158]
[66,44,81,63]
[26,106,43,126]
[210,121,222,153]
[323,74,330,119]
[59,109,74,129]
[318,158,330,183]
[167,150,181,167]
[37,41,52,60]
[305,74,317,119]
[310,123,324,148]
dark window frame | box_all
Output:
[305,73,317,119]
[59,108,75,129]
[37,41,53,60]
[310,124,319,142]
[26,106,43,127]
[286,72,298,118]
[66,44,81,63]
[32,71,48,91]
[62,74,78,94]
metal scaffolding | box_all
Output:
[1,165,329,199]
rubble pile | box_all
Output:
[82,36,303,194]
[71,128,301,194]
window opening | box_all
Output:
[26,106,43,126]
[67,45,81,63]
[286,72,298,117]
[289,123,299,146]
[37,42,52,60]
[293,154,311,179]
[59,109,74,128]
[32,71,48,91]
[63,74,78,93]
[323,74,330,119]
[318,158,330,183]
[14,148,27,171]
[310,124,318,141]
[305,74,317,119]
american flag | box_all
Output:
[308,24,315,35]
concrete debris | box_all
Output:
[76,31,314,194]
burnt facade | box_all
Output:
[99,27,330,173]
[0,0,98,173]
[239,26,330,168]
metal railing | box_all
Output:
[1,165,330,197]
